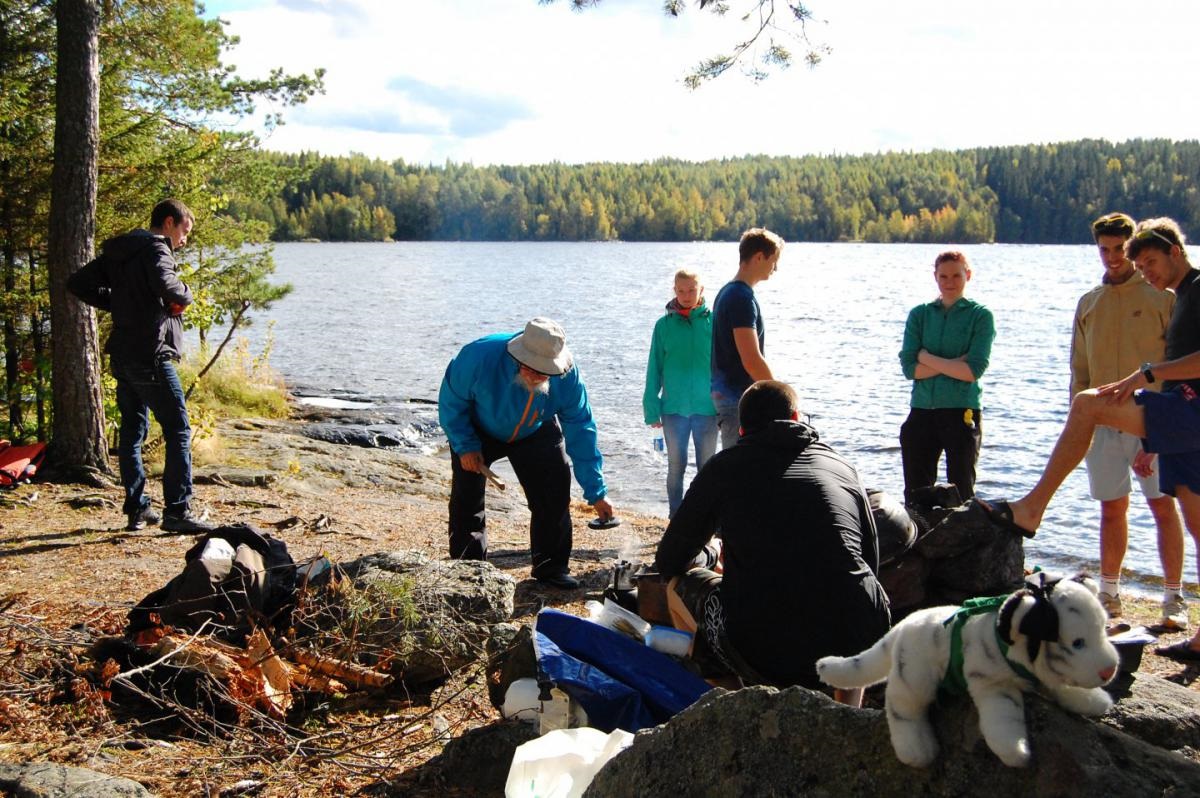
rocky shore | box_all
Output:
[0,411,667,797]
[0,410,1197,797]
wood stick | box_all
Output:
[115,621,216,682]
[292,649,394,689]
[289,669,348,694]
[149,632,239,680]
[480,464,506,491]
[247,629,293,716]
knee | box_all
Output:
[1070,390,1103,421]
[1147,496,1180,521]
[162,424,192,446]
[1099,497,1129,523]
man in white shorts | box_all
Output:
[1071,212,1185,626]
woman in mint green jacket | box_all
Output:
[898,251,996,504]
[643,270,718,517]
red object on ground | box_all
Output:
[0,440,48,487]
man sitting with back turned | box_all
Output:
[654,380,891,698]
[439,318,615,590]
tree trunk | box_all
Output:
[47,0,108,474]
[2,245,20,437]
[31,255,47,440]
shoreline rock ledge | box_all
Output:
[584,685,1200,798]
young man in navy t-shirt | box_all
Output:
[710,228,785,448]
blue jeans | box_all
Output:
[113,357,193,516]
[714,394,741,451]
[661,413,719,517]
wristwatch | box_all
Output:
[1141,362,1156,384]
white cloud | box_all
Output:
[205,0,1200,165]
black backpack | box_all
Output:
[126,523,296,644]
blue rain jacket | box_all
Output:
[438,332,608,503]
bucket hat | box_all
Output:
[507,318,573,376]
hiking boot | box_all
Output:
[536,573,581,590]
[1098,591,1123,619]
[126,505,161,531]
[1161,595,1190,631]
[161,510,215,534]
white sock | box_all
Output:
[1100,575,1120,596]
[1164,583,1183,602]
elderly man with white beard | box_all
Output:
[438,318,615,589]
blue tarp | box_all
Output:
[534,608,711,733]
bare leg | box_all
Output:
[834,687,864,707]
[1099,496,1130,579]
[666,573,741,688]
[1148,494,1186,585]
[1169,488,1200,652]
[1008,391,1147,532]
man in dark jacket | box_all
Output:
[68,199,214,533]
[655,380,890,697]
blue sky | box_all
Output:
[201,0,1200,166]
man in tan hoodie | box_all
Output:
[1071,212,1185,627]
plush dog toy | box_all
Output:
[816,573,1119,768]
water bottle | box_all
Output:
[652,434,665,453]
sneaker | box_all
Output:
[1098,591,1123,619]
[126,505,161,531]
[1161,595,1190,631]
[161,510,216,534]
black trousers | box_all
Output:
[448,420,573,578]
[900,407,982,504]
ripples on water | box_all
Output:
[238,241,1197,591]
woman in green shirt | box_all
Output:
[898,251,996,504]
[644,270,718,517]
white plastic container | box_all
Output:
[501,678,541,724]
[644,625,692,658]
[538,687,589,735]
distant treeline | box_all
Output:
[226,139,1200,244]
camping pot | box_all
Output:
[613,559,635,592]
[604,559,639,613]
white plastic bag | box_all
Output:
[505,727,634,798]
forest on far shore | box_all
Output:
[227,138,1200,245]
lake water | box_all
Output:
[237,241,1198,593]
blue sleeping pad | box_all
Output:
[533,608,711,733]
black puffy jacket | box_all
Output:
[67,229,192,364]
[655,419,891,687]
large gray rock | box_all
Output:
[337,551,516,684]
[302,422,422,450]
[427,721,539,793]
[485,623,537,710]
[585,686,1200,798]
[0,763,154,798]
[1104,671,1200,753]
